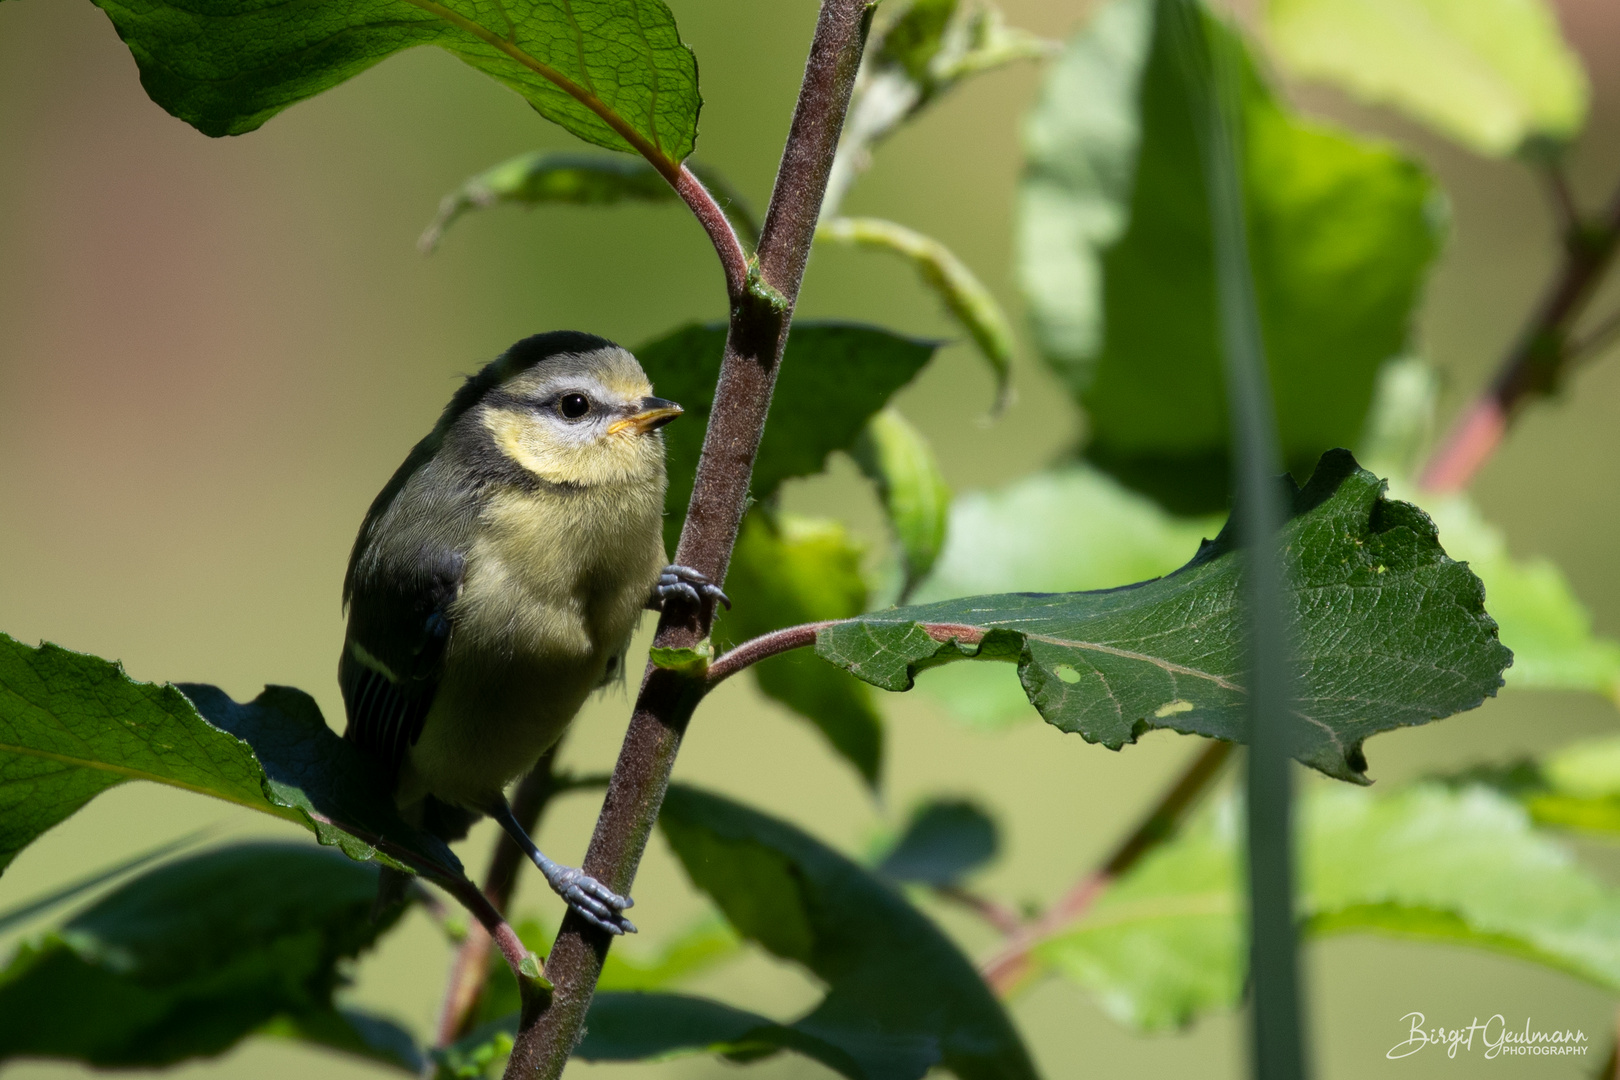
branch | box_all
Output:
[979,739,1234,995]
[501,5,874,1077]
[1418,174,1620,493]
[675,164,751,299]
[435,751,564,1046]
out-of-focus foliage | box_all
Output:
[717,511,885,788]
[1263,0,1589,157]
[853,408,953,604]
[83,0,702,161]
[635,322,940,551]
[1039,783,1620,1030]
[1020,0,1442,513]
[819,453,1511,782]
[875,797,1000,887]
[0,844,419,1071]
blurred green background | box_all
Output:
[2,0,1620,1076]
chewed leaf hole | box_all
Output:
[1053,664,1082,684]
[1154,700,1195,718]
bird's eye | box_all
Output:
[558,393,591,420]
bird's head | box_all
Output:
[460,332,681,489]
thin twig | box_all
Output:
[1419,175,1620,493]
[707,622,835,685]
[675,164,751,299]
[436,750,564,1046]
[931,884,1025,936]
[500,5,873,1077]
[980,739,1234,995]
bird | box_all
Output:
[339,331,727,935]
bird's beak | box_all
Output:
[607,396,683,436]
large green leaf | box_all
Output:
[1263,0,1589,157]
[1019,0,1441,513]
[89,0,699,161]
[816,452,1511,782]
[636,321,940,552]
[1039,783,1620,1030]
[660,784,1039,1080]
[0,635,462,878]
[0,843,419,1070]
[716,511,885,789]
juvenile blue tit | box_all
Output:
[340,331,726,934]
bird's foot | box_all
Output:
[542,862,636,936]
[651,564,731,613]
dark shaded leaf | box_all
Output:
[1019,0,1441,513]
[0,634,463,878]
[716,511,884,789]
[419,151,758,251]
[265,1008,424,1073]
[89,0,700,161]
[660,783,1039,1080]
[877,798,999,886]
[816,451,1512,782]
[0,843,414,1068]
[635,321,940,552]
[0,829,210,936]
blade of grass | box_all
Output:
[1170,2,1307,1077]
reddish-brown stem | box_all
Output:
[707,622,835,685]
[1419,175,1620,494]
[675,164,751,298]
[932,884,1025,936]
[435,755,563,1046]
[979,739,1234,995]
[500,5,872,1077]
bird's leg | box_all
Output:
[488,797,636,935]
[650,564,731,613]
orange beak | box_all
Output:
[606,396,683,436]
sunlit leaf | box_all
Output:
[817,452,1511,782]
[1019,0,1441,513]
[1264,0,1589,156]
[0,635,463,879]
[0,843,418,1069]
[89,0,701,163]
[1039,783,1620,1029]
[853,409,953,605]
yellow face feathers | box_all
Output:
[477,345,677,489]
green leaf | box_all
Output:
[0,842,415,1068]
[635,321,940,552]
[596,914,742,992]
[1405,491,1620,702]
[716,511,884,789]
[660,783,1040,1080]
[912,463,1219,729]
[1263,0,1589,157]
[648,639,713,676]
[0,634,464,879]
[418,151,758,252]
[876,798,999,886]
[854,409,953,604]
[1019,0,1442,513]
[0,829,210,936]
[1445,737,1620,837]
[263,1008,424,1074]
[1039,783,1620,1030]
[89,0,700,162]
[817,451,1512,782]
[819,218,1014,411]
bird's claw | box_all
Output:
[545,864,636,935]
[653,564,731,613]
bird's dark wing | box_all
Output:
[340,545,464,784]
